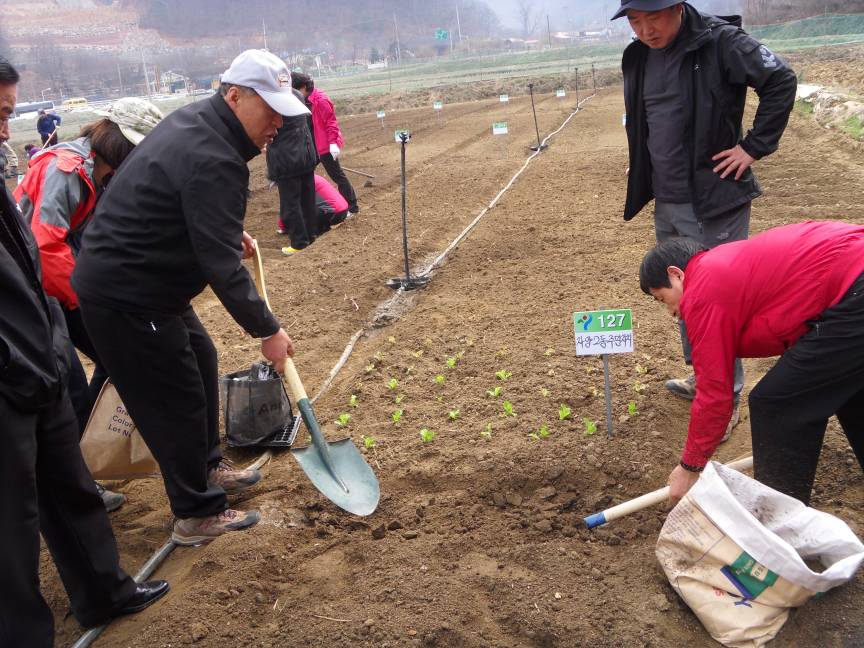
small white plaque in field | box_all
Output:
[556,88,566,98]
[433,101,443,111]
[377,110,386,119]
[499,94,509,103]
[492,122,508,136]
[573,309,634,356]
[622,113,627,126]
[394,129,411,143]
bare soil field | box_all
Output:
[40,64,864,647]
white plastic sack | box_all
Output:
[656,461,864,648]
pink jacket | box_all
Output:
[308,87,344,156]
[314,174,348,214]
[679,221,864,468]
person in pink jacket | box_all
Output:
[640,221,864,507]
[291,73,358,214]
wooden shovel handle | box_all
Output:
[251,242,307,402]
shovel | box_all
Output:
[251,242,380,516]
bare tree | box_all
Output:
[515,0,541,39]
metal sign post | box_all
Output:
[528,83,547,152]
[573,309,634,438]
[387,131,429,291]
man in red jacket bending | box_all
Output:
[640,221,864,505]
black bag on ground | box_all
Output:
[219,363,294,447]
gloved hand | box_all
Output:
[329,143,341,160]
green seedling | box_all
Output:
[364,363,376,374]
[634,381,647,394]
[387,335,396,344]
[434,374,446,385]
[446,356,458,369]
[540,387,550,398]
[591,387,600,398]
[349,394,359,408]
[501,401,516,417]
[387,377,399,390]
[528,432,540,440]
[628,401,638,417]
[395,393,405,404]
[481,423,493,439]
[392,409,404,424]
[486,386,502,398]
[544,348,555,356]
[412,350,424,358]
[448,408,460,421]
[335,413,351,427]
[585,366,597,375]
[583,417,597,436]
[538,424,551,438]
[495,369,512,381]
[361,435,376,450]
[635,364,648,375]
[558,404,572,421]
[455,350,466,359]
[419,428,436,443]
[373,351,385,361]
[435,395,444,402]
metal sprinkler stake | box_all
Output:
[528,83,547,152]
[387,131,429,291]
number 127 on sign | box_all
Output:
[573,309,634,356]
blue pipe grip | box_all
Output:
[584,512,607,529]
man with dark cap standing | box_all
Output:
[613,0,796,435]
[73,50,303,545]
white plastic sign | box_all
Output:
[556,88,566,98]
[492,122,508,136]
[433,101,442,111]
[499,94,509,103]
[573,309,633,356]
[377,110,386,119]
[394,129,411,143]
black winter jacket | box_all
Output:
[72,94,279,338]
[622,4,797,221]
[266,89,318,180]
[0,186,72,410]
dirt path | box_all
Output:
[45,85,864,648]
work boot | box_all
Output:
[208,459,261,495]
[665,375,696,401]
[720,404,741,443]
[171,509,261,546]
[95,482,126,513]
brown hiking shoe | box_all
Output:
[208,460,262,495]
[171,508,261,545]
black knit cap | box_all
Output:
[611,0,683,20]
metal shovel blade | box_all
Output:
[290,398,380,516]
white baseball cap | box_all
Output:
[221,50,310,117]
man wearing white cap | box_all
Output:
[73,50,304,544]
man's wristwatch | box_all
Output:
[679,461,704,473]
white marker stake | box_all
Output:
[573,309,634,438]
[377,110,385,129]
[499,94,509,103]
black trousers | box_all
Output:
[39,132,58,147]
[750,273,864,505]
[319,153,358,213]
[80,301,227,519]
[64,306,109,436]
[277,172,318,249]
[0,388,136,646]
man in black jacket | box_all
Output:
[73,50,303,545]
[614,1,796,420]
[267,86,319,255]
[0,56,168,648]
